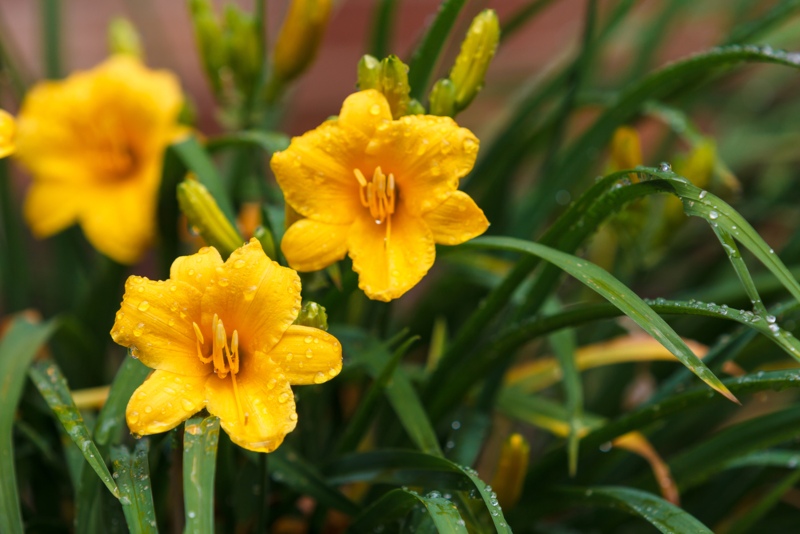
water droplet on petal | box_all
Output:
[314,372,326,384]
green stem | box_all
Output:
[41,0,61,79]
[0,159,30,311]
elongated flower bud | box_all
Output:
[379,55,410,118]
[273,0,333,83]
[188,0,226,96]
[449,9,499,113]
[357,54,381,90]
[491,433,530,510]
[356,54,411,118]
[223,4,261,96]
[108,18,143,59]
[610,126,642,172]
[429,78,456,117]
[0,109,15,158]
[293,302,329,331]
[177,178,243,258]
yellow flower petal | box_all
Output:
[16,55,183,263]
[373,115,479,216]
[266,325,342,385]
[23,182,82,237]
[422,190,489,245]
[205,352,297,453]
[271,121,363,224]
[348,208,436,301]
[126,370,207,435]
[111,276,210,377]
[0,109,15,158]
[79,179,157,264]
[201,239,302,355]
[338,89,392,139]
[169,246,224,293]
[281,218,350,272]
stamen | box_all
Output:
[192,322,213,364]
[354,167,397,226]
[212,314,229,378]
[224,329,246,425]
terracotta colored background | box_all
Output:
[0,0,730,138]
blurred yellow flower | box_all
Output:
[272,90,489,301]
[110,239,342,453]
[0,109,15,158]
[15,55,184,264]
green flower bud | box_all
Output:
[449,9,499,112]
[380,55,411,119]
[407,98,426,115]
[108,18,143,59]
[177,178,244,258]
[223,5,261,98]
[188,0,226,97]
[357,54,381,90]
[293,302,329,331]
[429,78,456,117]
[273,0,333,83]
[253,225,277,261]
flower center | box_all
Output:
[354,166,396,225]
[193,314,248,426]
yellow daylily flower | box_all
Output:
[271,89,489,301]
[0,109,15,158]
[110,239,343,453]
[15,55,185,264]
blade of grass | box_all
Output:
[407,0,467,101]
[111,440,158,534]
[172,136,236,224]
[183,414,220,534]
[328,450,511,533]
[517,45,800,236]
[41,0,61,78]
[28,359,120,498]
[724,467,800,534]
[552,486,711,533]
[0,316,58,534]
[205,131,290,155]
[370,0,398,58]
[349,488,468,533]
[723,0,800,45]
[336,336,419,454]
[464,236,737,403]
[500,0,556,42]
[268,446,360,515]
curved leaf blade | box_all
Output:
[554,486,712,534]
[349,488,467,533]
[466,236,737,402]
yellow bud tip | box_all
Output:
[0,109,16,159]
[273,0,333,83]
[108,18,143,58]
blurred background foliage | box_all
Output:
[4,0,800,532]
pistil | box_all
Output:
[355,166,396,244]
[192,314,248,425]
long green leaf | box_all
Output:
[518,45,800,236]
[183,415,220,534]
[172,136,236,224]
[205,131,290,155]
[269,446,360,515]
[407,0,467,100]
[370,0,398,59]
[28,359,120,498]
[349,488,467,533]
[336,335,419,454]
[111,441,158,534]
[726,467,800,534]
[328,451,511,533]
[339,328,442,456]
[465,236,737,402]
[553,486,712,533]
[670,406,800,490]
[0,316,58,534]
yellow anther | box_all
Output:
[192,322,213,364]
[354,167,396,224]
[230,330,240,374]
